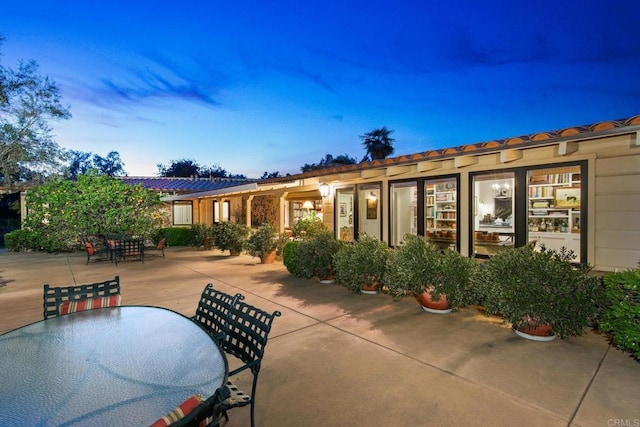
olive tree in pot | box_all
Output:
[479,245,601,341]
[384,234,476,313]
[296,230,343,282]
[211,221,249,256]
[333,233,390,294]
[246,223,287,264]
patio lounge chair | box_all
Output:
[43,276,121,320]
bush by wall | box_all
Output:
[600,268,640,361]
[161,227,195,246]
[4,229,36,252]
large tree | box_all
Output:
[67,150,126,179]
[19,171,163,252]
[360,127,395,161]
[157,158,246,178]
[0,36,71,185]
[301,154,357,172]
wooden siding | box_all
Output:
[594,153,640,271]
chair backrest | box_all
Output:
[84,241,96,256]
[43,276,121,320]
[225,300,281,374]
[157,237,166,250]
[193,284,244,341]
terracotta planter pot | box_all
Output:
[361,282,378,295]
[514,323,556,341]
[318,275,335,284]
[260,251,276,264]
[416,289,452,314]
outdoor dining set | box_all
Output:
[84,235,167,265]
[0,276,280,426]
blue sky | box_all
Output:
[2,1,639,178]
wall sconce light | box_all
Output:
[368,191,377,200]
[319,183,330,198]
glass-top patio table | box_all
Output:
[0,306,227,426]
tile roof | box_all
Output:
[118,176,257,193]
[260,114,640,184]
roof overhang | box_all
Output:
[161,182,259,201]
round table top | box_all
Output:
[0,306,227,426]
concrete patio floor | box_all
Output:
[1,247,638,426]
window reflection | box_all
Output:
[473,173,515,256]
[390,181,417,246]
[425,177,457,250]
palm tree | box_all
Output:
[360,127,395,161]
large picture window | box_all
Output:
[527,165,582,262]
[173,201,193,225]
[472,172,515,256]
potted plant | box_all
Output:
[479,245,601,340]
[211,221,249,256]
[385,234,475,313]
[296,230,343,282]
[333,233,390,294]
[246,223,287,264]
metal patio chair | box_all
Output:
[83,240,110,265]
[150,386,230,427]
[220,300,281,427]
[43,276,121,320]
[192,284,244,342]
[144,237,167,258]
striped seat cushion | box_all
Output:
[59,295,122,315]
[150,394,204,427]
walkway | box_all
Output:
[0,248,638,426]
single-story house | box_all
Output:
[162,114,640,272]
[118,176,257,226]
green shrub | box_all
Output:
[384,234,477,309]
[333,233,390,293]
[283,241,305,277]
[296,230,342,279]
[212,221,249,254]
[4,229,35,252]
[191,224,213,247]
[600,268,640,360]
[161,227,194,246]
[247,223,287,259]
[480,245,601,339]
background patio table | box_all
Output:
[0,306,227,426]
